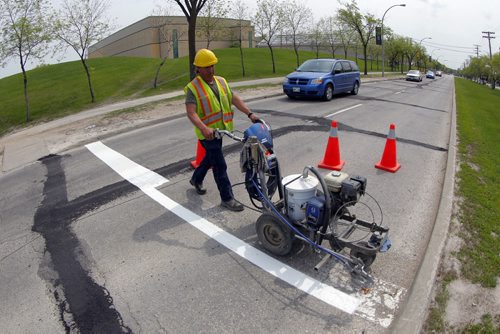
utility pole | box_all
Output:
[473,44,480,57]
[482,31,496,89]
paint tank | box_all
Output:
[282,174,319,222]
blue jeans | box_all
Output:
[191,138,233,202]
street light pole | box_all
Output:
[381,3,406,77]
[417,37,431,71]
[419,36,431,45]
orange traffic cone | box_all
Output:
[318,120,345,171]
[190,140,206,168]
[375,124,401,173]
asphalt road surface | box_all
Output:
[0,75,454,333]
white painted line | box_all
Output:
[85,141,168,189]
[86,141,361,315]
[325,104,363,118]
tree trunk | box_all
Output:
[21,64,30,123]
[269,45,276,73]
[81,57,95,103]
[294,43,299,67]
[188,14,197,80]
[154,57,167,88]
[363,45,368,75]
[239,45,245,77]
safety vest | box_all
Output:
[185,75,233,140]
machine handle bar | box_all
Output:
[214,119,267,143]
[214,129,245,142]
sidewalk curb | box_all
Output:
[391,78,457,333]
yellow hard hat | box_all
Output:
[193,49,218,67]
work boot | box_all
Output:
[189,179,207,195]
[221,198,244,212]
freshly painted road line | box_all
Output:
[325,104,363,118]
[86,141,168,188]
[86,141,361,315]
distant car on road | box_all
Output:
[406,70,423,82]
[436,70,442,77]
[282,58,360,101]
[426,71,435,79]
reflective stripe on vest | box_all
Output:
[190,77,213,117]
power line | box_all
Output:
[413,38,474,50]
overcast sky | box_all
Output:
[1,0,499,78]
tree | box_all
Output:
[337,0,378,75]
[319,16,340,59]
[492,53,500,84]
[254,0,284,74]
[173,0,208,80]
[231,0,251,77]
[53,0,112,103]
[151,5,185,88]
[384,36,406,72]
[198,0,229,49]
[309,25,323,59]
[282,0,312,67]
[402,38,421,71]
[334,14,356,59]
[0,0,52,122]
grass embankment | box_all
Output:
[454,78,499,288]
[0,47,397,136]
[425,78,499,333]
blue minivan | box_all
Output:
[283,59,360,101]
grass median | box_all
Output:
[454,77,499,288]
[425,78,499,333]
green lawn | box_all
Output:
[0,47,390,136]
[454,78,500,288]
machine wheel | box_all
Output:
[256,213,293,256]
[323,84,333,101]
[350,241,376,267]
[286,93,296,99]
[351,81,359,95]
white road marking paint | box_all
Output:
[86,141,406,326]
[86,141,168,188]
[325,104,363,118]
[355,278,407,328]
[86,141,360,314]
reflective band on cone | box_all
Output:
[375,123,401,173]
[318,120,345,171]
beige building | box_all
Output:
[89,16,255,59]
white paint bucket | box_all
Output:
[282,174,319,222]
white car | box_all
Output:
[406,70,423,82]
[436,70,442,77]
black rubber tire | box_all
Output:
[322,84,333,101]
[286,93,295,99]
[256,213,293,256]
[351,81,359,95]
[350,241,376,267]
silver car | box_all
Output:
[406,70,423,82]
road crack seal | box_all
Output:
[33,154,132,333]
